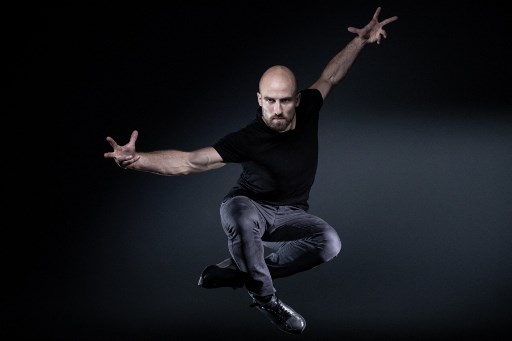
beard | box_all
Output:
[263,114,292,132]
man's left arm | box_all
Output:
[310,7,398,100]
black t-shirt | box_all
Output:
[213,88,323,211]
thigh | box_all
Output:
[265,206,334,242]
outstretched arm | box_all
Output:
[310,7,398,99]
[104,130,225,176]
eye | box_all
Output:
[265,98,276,104]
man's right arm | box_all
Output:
[104,130,226,176]
[128,147,225,176]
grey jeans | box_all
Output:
[220,195,342,297]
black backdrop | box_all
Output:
[7,1,511,340]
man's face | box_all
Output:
[257,88,300,133]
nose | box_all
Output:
[273,100,283,114]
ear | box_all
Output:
[295,92,301,107]
[257,92,263,106]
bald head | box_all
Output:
[257,65,301,133]
[258,65,298,95]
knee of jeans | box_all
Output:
[222,197,260,238]
[320,230,342,262]
[224,210,261,239]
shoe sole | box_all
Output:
[197,265,246,289]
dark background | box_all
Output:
[7,1,511,340]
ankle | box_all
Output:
[254,294,273,304]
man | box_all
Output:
[104,7,398,335]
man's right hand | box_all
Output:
[104,130,140,168]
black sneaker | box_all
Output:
[197,265,247,289]
[250,295,306,334]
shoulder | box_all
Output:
[213,119,263,162]
[298,88,323,113]
[300,88,323,100]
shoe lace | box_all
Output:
[250,297,293,323]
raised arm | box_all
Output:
[310,7,398,99]
[104,130,225,175]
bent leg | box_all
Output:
[220,196,275,297]
[264,207,342,279]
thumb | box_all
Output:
[130,130,139,143]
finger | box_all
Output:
[373,7,381,20]
[382,29,387,39]
[381,16,398,26]
[120,156,139,167]
[347,27,358,34]
[123,155,134,161]
[129,130,139,144]
[106,136,119,149]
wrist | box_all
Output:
[352,36,368,46]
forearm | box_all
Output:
[126,150,195,176]
[321,36,367,86]
[124,147,224,175]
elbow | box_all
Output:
[172,167,195,176]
